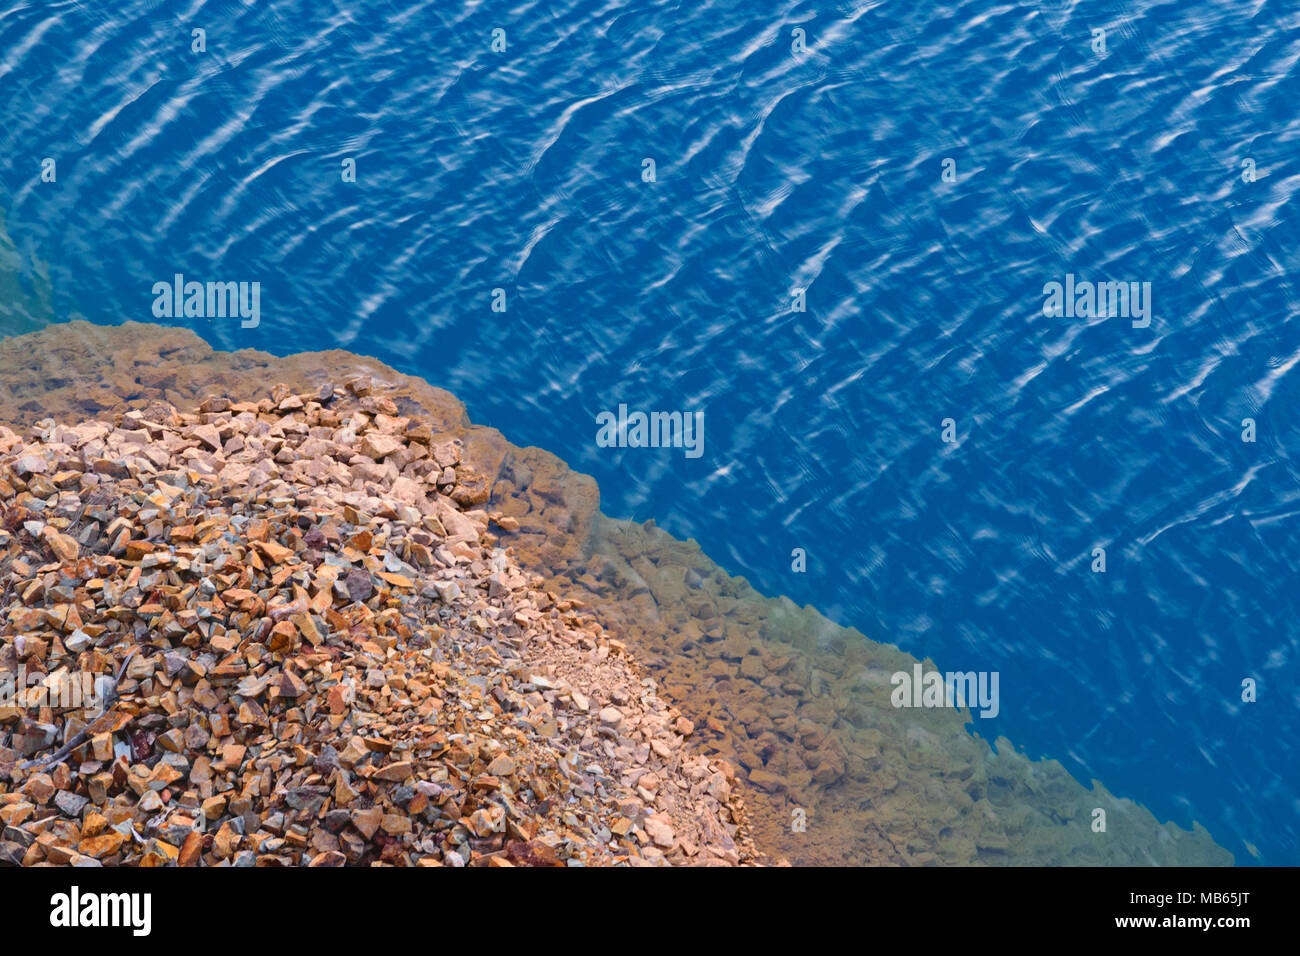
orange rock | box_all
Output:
[373,760,413,782]
[256,540,295,564]
[278,670,308,698]
[178,830,203,866]
[293,612,323,646]
[40,526,79,563]
[327,684,349,714]
[268,619,298,654]
[352,807,383,839]
[78,830,126,859]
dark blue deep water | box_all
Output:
[2,0,1298,863]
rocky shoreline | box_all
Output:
[0,373,751,865]
[0,320,1233,866]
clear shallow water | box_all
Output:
[1,0,1297,863]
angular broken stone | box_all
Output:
[345,569,374,602]
[0,380,758,872]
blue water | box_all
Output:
[2,0,1298,864]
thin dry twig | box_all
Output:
[17,646,140,773]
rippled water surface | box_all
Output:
[2,0,1299,862]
